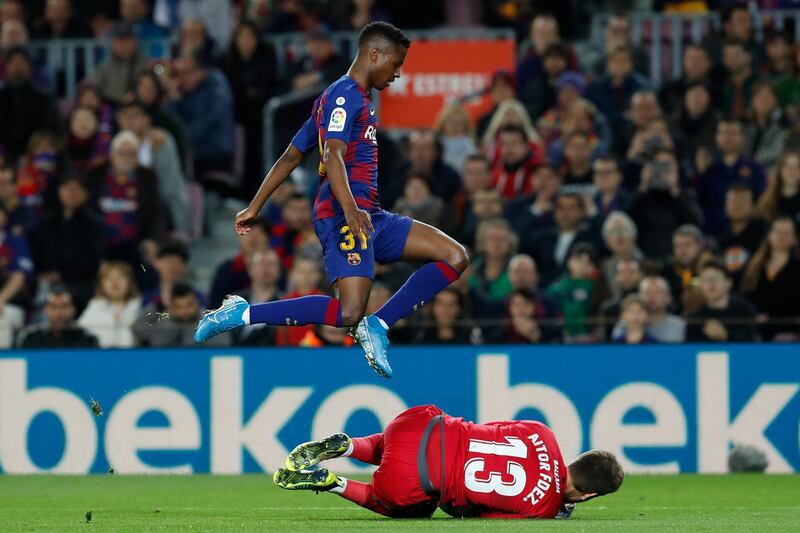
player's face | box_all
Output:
[371,43,406,90]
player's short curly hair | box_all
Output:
[568,450,624,496]
[358,21,411,50]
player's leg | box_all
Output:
[373,220,469,328]
[194,217,373,343]
[274,468,394,517]
[286,432,384,471]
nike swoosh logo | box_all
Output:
[370,109,375,115]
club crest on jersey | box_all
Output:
[328,107,347,132]
[347,252,361,265]
[364,125,377,142]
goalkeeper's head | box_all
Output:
[564,450,624,503]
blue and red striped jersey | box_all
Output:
[291,75,379,221]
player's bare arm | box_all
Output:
[322,137,374,240]
[234,144,306,235]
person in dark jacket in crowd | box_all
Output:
[413,288,474,345]
[31,175,104,312]
[16,286,98,348]
[741,217,800,341]
[218,20,278,198]
[686,259,757,342]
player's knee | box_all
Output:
[340,307,364,327]
[446,242,470,273]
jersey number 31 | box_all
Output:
[464,437,527,497]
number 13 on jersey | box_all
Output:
[464,437,528,497]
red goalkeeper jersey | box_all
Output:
[435,417,567,519]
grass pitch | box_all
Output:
[0,474,798,532]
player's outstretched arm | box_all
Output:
[323,138,374,239]
[234,144,305,235]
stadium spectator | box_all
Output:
[0,0,24,25]
[270,192,319,271]
[434,104,477,173]
[275,257,325,346]
[591,13,650,79]
[32,0,93,39]
[142,240,197,311]
[629,149,700,260]
[135,71,188,160]
[0,167,38,236]
[490,124,544,199]
[697,120,766,236]
[720,39,759,120]
[0,203,33,310]
[669,81,720,167]
[515,14,577,95]
[476,69,518,140]
[706,4,762,76]
[718,183,767,285]
[0,19,51,89]
[135,282,228,347]
[166,50,235,179]
[773,37,800,109]
[546,99,611,171]
[593,157,630,217]
[601,211,643,298]
[663,223,710,315]
[599,257,644,339]
[520,189,600,285]
[17,286,99,348]
[31,175,103,311]
[481,98,543,161]
[686,259,757,342]
[616,90,662,158]
[119,0,169,57]
[233,249,283,346]
[488,288,554,344]
[393,173,444,229]
[170,0,235,52]
[218,20,278,198]
[612,294,657,344]
[762,30,794,79]
[451,181,503,250]
[65,106,109,174]
[521,42,571,121]
[173,18,215,63]
[15,130,63,213]
[659,44,714,114]
[413,288,473,345]
[208,219,270,308]
[537,71,585,145]
[445,154,490,236]
[755,150,800,226]
[332,0,391,31]
[586,45,650,135]
[743,82,789,169]
[116,100,190,236]
[613,275,686,343]
[90,22,149,104]
[467,218,515,305]
[559,131,595,185]
[75,82,115,146]
[388,129,460,207]
[0,47,58,160]
[287,29,349,92]
[741,217,800,341]
[77,261,142,348]
[88,131,161,266]
[545,242,603,342]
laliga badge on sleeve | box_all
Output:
[328,107,347,132]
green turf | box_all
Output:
[0,474,798,532]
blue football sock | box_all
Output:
[249,295,343,327]
[375,261,461,328]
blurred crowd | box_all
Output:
[0,0,799,349]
